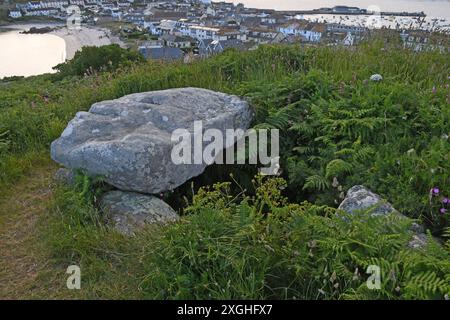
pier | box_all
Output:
[260,6,427,18]
[277,9,426,18]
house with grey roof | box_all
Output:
[160,34,194,49]
[139,46,185,60]
[199,39,245,56]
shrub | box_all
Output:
[241,68,450,235]
[137,177,450,299]
[53,44,145,78]
[44,176,449,299]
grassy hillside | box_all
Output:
[0,43,449,299]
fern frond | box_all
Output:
[303,175,330,191]
[325,159,353,179]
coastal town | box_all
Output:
[3,0,450,60]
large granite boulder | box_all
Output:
[338,185,432,250]
[51,88,253,194]
[100,190,179,236]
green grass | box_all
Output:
[37,176,450,299]
[1,42,448,228]
[0,42,449,299]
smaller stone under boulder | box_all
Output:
[100,190,179,236]
[53,168,76,186]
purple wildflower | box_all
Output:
[440,208,447,214]
[443,198,449,204]
[432,187,440,195]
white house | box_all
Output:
[27,1,43,10]
[247,28,278,43]
[100,1,115,9]
[116,1,131,8]
[40,1,68,9]
[110,8,122,18]
[181,25,245,42]
[157,19,180,35]
[279,21,325,43]
[206,6,216,16]
[8,9,23,19]
[261,17,276,24]
[85,0,101,5]
[24,7,60,16]
[343,32,354,46]
[400,31,448,53]
[124,13,145,25]
[69,0,84,7]
[147,21,161,35]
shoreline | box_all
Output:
[0,23,124,60]
[230,0,450,20]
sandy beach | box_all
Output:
[1,23,124,60]
[51,26,124,59]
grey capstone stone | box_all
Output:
[338,185,434,250]
[50,88,253,194]
[100,190,179,236]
